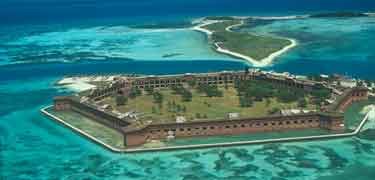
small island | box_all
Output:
[193,16,297,66]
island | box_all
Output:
[42,69,373,152]
[193,16,297,66]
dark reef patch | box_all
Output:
[214,151,236,171]
[225,148,255,162]
[310,12,368,18]
[358,129,375,141]
[162,53,184,58]
[311,146,348,169]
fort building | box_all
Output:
[52,70,369,147]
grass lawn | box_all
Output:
[48,109,125,149]
[101,87,311,124]
[202,20,291,60]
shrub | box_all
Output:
[115,95,128,106]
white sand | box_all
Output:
[251,15,308,20]
[57,77,96,92]
[192,20,222,35]
[364,12,375,16]
[193,19,297,67]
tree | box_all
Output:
[298,98,307,108]
[277,89,300,103]
[175,104,180,112]
[115,95,128,106]
[311,89,330,105]
[187,79,197,87]
[129,87,142,98]
[144,87,154,95]
[182,106,187,113]
[265,98,271,106]
[153,91,164,104]
[268,107,280,114]
[181,90,193,102]
[152,106,157,114]
[239,96,253,107]
[197,84,223,97]
[167,101,172,109]
[364,79,372,87]
[357,81,364,87]
[195,113,201,119]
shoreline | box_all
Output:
[57,77,96,92]
[192,19,298,67]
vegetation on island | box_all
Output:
[201,19,292,60]
[101,79,330,124]
[204,16,238,21]
[234,79,331,108]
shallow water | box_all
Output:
[0,26,233,65]
[1,61,375,180]
[247,17,375,68]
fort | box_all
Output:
[51,69,369,148]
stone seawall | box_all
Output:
[42,105,374,153]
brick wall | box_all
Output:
[124,113,343,146]
[53,96,347,147]
[337,88,368,112]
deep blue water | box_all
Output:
[1,59,375,82]
[1,0,375,179]
[1,0,375,26]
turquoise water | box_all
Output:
[1,26,232,64]
[1,0,375,179]
[1,61,375,179]
[167,129,334,146]
[248,17,375,66]
[2,16,375,80]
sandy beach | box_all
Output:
[56,76,117,92]
[193,19,297,67]
[192,20,222,35]
[57,77,96,92]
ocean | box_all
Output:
[1,0,375,179]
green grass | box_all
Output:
[203,20,241,32]
[202,20,292,60]
[101,87,312,124]
[48,109,125,149]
